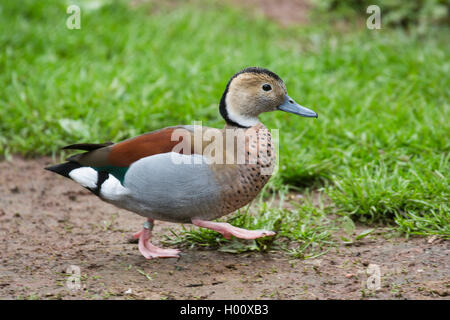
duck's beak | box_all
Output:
[277,94,318,118]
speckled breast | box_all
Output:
[215,124,276,218]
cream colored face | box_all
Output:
[225,72,287,126]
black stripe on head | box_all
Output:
[219,67,282,128]
[93,171,109,196]
[237,67,282,82]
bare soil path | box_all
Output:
[0,157,448,300]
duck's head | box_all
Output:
[219,67,317,128]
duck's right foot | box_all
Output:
[191,219,276,240]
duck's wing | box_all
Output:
[49,126,197,184]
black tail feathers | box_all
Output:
[44,161,81,179]
[45,162,109,196]
[62,142,113,152]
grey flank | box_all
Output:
[113,152,221,223]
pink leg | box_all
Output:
[132,219,180,259]
[191,219,276,240]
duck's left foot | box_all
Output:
[191,219,276,240]
[133,220,180,259]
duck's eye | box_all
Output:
[262,84,272,91]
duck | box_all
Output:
[45,67,318,259]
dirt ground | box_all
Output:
[0,157,448,300]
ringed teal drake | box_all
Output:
[45,67,318,259]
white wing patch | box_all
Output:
[69,167,98,189]
[68,167,128,201]
[100,174,129,200]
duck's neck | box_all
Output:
[219,83,259,128]
[226,110,259,128]
[220,102,258,128]
[224,121,264,131]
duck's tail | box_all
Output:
[45,162,127,199]
[44,142,114,191]
[45,162,106,194]
[44,161,82,179]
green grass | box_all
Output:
[0,0,448,249]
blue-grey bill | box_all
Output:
[277,94,318,118]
